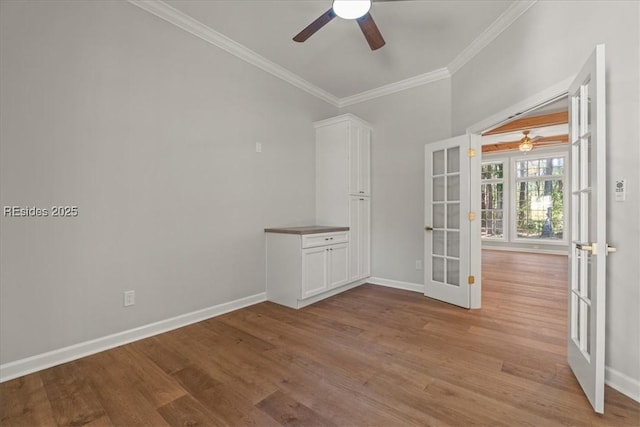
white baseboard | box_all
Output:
[368,277,423,293]
[606,366,640,403]
[0,292,266,383]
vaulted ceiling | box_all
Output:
[137,0,526,104]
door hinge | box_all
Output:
[468,211,476,221]
[468,275,475,285]
[468,148,476,157]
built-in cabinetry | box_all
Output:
[264,114,372,309]
[265,228,353,309]
[315,114,371,281]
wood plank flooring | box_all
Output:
[1,250,639,426]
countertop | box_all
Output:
[264,225,349,235]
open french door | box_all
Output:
[568,44,611,414]
[424,135,471,308]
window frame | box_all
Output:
[510,152,568,245]
[480,158,509,241]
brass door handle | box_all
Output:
[576,242,596,254]
[425,226,433,231]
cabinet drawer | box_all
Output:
[302,232,348,248]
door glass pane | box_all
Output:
[447,231,459,258]
[571,292,579,342]
[447,202,460,230]
[433,204,445,228]
[586,256,592,300]
[575,93,581,133]
[585,302,591,355]
[583,81,591,132]
[580,299,588,355]
[447,174,460,201]
[575,249,583,292]
[432,257,444,283]
[433,150,445,175]
[446,259,460,286]
[586,135,592,188]
[433,230,445,255]
[447,147,460,173]
[433,177,445,202]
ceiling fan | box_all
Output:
[293,0,404,51]
[482,130,571,154]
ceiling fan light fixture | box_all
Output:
[332,0,371,20]
[518,130,534,152]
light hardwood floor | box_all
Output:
[1,250,639,426]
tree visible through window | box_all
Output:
[481,162,504,239]
[515,157,565,240]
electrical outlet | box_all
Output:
[415,260,423,271]
[123,290,135,307]
[255,142,262,153]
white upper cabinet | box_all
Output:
[349,124,371,196]
[315,114,372,282]
[315,114,372,224]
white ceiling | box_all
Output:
[163,0,515,99]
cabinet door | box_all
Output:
[349,124,361,196]
[328,243,349,289]
[349,196,371,281]
[358,197,371,278]
[349,197,361,281]
[349,124,371,197]
[359,127,371,196]
[301,247,327,299]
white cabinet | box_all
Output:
[349,196,371,281]
[315,114,371,283]
[348,124,371,197]
[266,229,353,309]
[302,242,349,299]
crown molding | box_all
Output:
[338,68,450,108]
[448,0,537,75]
[127,0,340,107]
[128,0,535,108]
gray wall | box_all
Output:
[452,0,640,389]
[341,80,452,285]
[0,0,336,364]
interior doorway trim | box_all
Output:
[464,75,575,309]
[463,74,640,403]
[466,76,575,135]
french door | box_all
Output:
[424,135,471,308]
[568,44,610,414]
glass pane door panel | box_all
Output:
[571,292,579,342]
[447,175,460,201]
[433,204,445,228]
[446,259,460,286]
[433,230,445,255]
[433,177,445,202]
[432,257,444,283]
[447,203,460,229]
[447,147,460,173]
[433,150,445,175]
[447,231,460,257]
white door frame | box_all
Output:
[464,76,576,309]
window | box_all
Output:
[481,161,505,239]
[514,156,565,241]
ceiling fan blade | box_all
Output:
[356,12,385,50]
[293,9,336,42]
